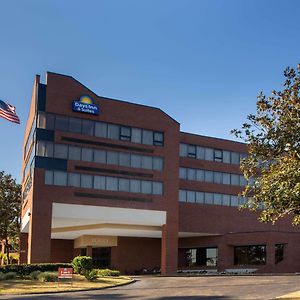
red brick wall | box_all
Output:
[111,237,161,274]
[50,239,74,263]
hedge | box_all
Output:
[0,263,72,276]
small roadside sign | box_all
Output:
[58,267,73,279]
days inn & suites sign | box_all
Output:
[72,95,99,115]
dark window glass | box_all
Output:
[55,115,69,131]
[234,245,266,265]
[214,149,223,162]
[153,132,164,146]
[142,130,153,145]
[188,145,196,158]
[120,126,131,141]
[69,117,82,133]
[82,120,94,136]
[275,244,285,264]
[46,114,55,130]
[184,247,218,267]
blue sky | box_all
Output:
[0,0,299,182]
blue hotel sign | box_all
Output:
[72,95,99,115]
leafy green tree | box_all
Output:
[232,65,300,225]
[0,171,21,264]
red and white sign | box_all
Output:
[58,268,73,279]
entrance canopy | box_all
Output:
[51,203,167,240]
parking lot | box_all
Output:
[1,275,300,300]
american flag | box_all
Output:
[0,99,20,124]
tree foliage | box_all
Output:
[0,171,21,264]
[232,65,300,225]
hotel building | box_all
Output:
[20,72,300,274]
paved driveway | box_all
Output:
[1,275,300,300]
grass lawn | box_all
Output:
[0,275,133,295]
[277,291,300,299]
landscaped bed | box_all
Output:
[0,273,133,295]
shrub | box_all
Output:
[0,263,71,276]
[95,268,120,277]
[0,272,5,281]
[29,270,42,280]
[37,272,57,282]
[71,256,93,275]
[3,272,17,280]
[84,269,98,281]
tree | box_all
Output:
[232,65,300,225]
[0,171,21,264]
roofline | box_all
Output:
[46,71,180,124]
[180,130,247,145]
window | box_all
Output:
[131,154,142,168]
[82,120,94,136]
[94,176,106,190]
[205,171,213,183]
[119,178,130,192]
[234,245,266,265]
[231,174,240,186]
[187,191,195,203]
[179,168,187,179]
[205,192,213,204]
[131,128,142,143]
[36,141,45,156]
[141,156,152,170]
[95,122,107,138]
[222,173,230,185]
[153,157,163,170]
[68,173,80,187]
[69,146,81,160]
[230,196,239,206]
[46,113,55,130]
[196,169,204,181]
[107,124,119,139]
[107,151,119,165]
[214,149,223,162]
[231,152,240,164]
[54,144,68,159]
[81,174,93,189]
[223,151,231,164]
[196,146,205,160]
[106,177,118,191]
[188,145,196,158]
[130,179,141,193]
[153,132,164,146]
[180,144,188,157]
[69,117,81,133]
[142,130,153,145]
[153,182,163,195]
[214,172,222,184]
[196,192,205,203]
[120,126,131,141]
[184,247,218,267]
[53,171,67,186]
[45,170,53,185]
[223,195,230,206]
[82,148,93,162]
[213,193,222,205]
[187,168,196,181]
[119,153,130,167]
[179,190,187,202]
[205,148,214,161]
[275,244,285,264]
[141,180,152,194]
[55,115,68,131]
[37,112,46,129]
[94,149,106,164]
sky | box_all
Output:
[0,0,300,183]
